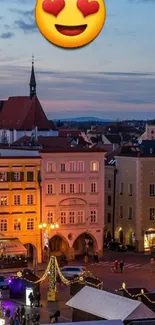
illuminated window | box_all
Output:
[0,172,7,182]
[61,212,66,224]
[14,219,21,230]
[27,195,34,205]
[0,196,7,206]
[91,182,97,193]
[0,219,7,231]
[47,212,53,224]
[90,161,99,172]
[69,212,75,224]
[27,218,34,230]
[14,195,21,205]
[90,210,97,223]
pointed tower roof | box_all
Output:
[29,55,36,98]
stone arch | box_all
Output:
[115,227,123,243]
[24,243,36,261]
[126,228,135,246]
[49,234,69,257]
[72,232,98,257]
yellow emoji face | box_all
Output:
[35,0,106,49]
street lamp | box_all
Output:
[38,222,60,261]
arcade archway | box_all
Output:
[126,228,135,246]
[73,232,98,257]
[24,243,36,261]
[49,235,69,256]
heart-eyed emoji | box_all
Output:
[35,0,106,49]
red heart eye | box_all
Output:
[42,0,65,17]
[77,0,99,17]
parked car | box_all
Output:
[60,266,86,280]
[108,242,128,252]
[0,276,9,289]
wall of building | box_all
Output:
[40,151,105,259]
[104,165,114,239]
[0,157,42,262]
[115,156,137,246]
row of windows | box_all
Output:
[0,194,35,206]
[47,161,99,173]
[0,209,98,231]
[0,218,34,231]
[120,182,133,196]
[0,171,34,182]
[120,183,155,197]
[47,210,97,224]
[119,206,133,219]
[119,206,155,220]
[47,182,98,194]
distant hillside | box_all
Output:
[53,117,115,122]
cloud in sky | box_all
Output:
[0,0,155,119]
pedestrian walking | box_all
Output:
[94,252,99,264]
[14,307,20,322]
[35,313,40,325]
[14,317,19,325]
[36,291,41,307]
[114,260,118,272]
[29,292,34,308]
[120,260,124,273]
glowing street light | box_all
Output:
[38,221,60,260]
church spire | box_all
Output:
[29,55,36,99]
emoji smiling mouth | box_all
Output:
[55,24,87,36]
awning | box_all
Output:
[0,239,27,255]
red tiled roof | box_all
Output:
[0,96,56,130]
[12,135,72,148]
[58,129,81,137]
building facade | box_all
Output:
[0,149,42,262]
[40,147,106,260]
[115,151,155,252]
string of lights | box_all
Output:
[17,256,103,290]
[116,282,155,304]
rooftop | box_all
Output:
[0,148,40,157]
[0,96,56,130]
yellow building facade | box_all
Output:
[0,149,42,263]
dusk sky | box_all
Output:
[0,0,155,120]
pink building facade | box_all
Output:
[40,148,105,260]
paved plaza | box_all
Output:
[2,250,155,323]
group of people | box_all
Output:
[5,306,40,325]
[28,292,41,308]
[112,260,124,273]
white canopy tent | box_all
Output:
[66,286,155,321]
